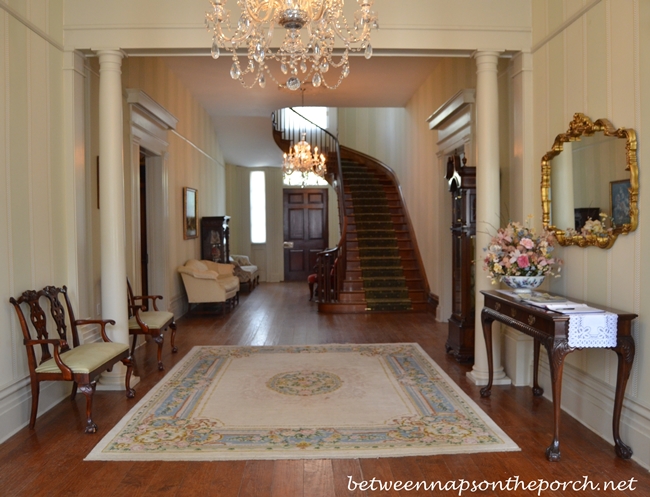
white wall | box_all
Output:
[533,0,650,470]
[0,0,70,442]
[226,165,284,283]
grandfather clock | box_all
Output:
[446,155,476,363]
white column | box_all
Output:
[468,50,511,386]
[97,50,133,389]
[503,51,535,386]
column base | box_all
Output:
[96,365,140,391]
[466,368,512,386]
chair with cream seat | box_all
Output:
[127,279,177,371]
[9,285,135,433]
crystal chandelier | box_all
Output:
[283,132,326,181]
[205,0,378,90]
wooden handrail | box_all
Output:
[271,108,348,303]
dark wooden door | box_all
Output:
[283,189,328,281]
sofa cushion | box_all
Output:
[185,259,208,272]
[218,275,240,293]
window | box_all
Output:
[283,106,328,131]
[250,171,266,243]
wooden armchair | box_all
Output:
[9,286,135,433]
[127,280,177,371]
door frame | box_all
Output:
[127,89,177,313]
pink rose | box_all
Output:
[516,255,530,268]
[520,238,535,249]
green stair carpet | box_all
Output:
[343,160,412,311]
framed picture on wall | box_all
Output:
[610,179,631,228]
[183,187,198,239]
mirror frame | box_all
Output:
[541,113,638,249]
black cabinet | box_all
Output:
[201,216,230,263]
[446,156,476,363]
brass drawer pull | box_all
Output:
[510,309,517,318]
[494,302,501,311]
[528,315,536,325]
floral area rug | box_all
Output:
[86,344,519,460]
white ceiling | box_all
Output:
[162,55,443,167]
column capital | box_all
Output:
[472,49,505,59]
[94,48,127,58]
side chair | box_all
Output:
[10,286,135,433]
[127,279,177,371]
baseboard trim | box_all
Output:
[538,359,650,470]
[0,378,70,444]
[169,294,187,319]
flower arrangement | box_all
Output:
[483,219,562,285]
[564,213,612,238]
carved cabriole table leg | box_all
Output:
[544,338,574,462]
[612,334,635,459]
[480,308,495,398]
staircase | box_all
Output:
[318,148,429,313]
[272,109,430,313]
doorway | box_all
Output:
[139,151,149,299]
[283,189,328,281]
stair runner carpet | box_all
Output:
[342,161,412,311]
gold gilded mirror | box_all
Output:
[541,113,638,249]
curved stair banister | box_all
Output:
[271,108,349,303]
[338,145,431,301]
[272,109,430,312]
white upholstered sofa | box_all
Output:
[230,254,260,291]
[177,259,240,312]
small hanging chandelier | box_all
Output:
[283,132,326,181]
[205,0,378,90]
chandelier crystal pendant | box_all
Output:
[283,132,326,182]
[206,0,378,90]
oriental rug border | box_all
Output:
[86,343,519,461]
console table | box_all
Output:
[479,290,636,462]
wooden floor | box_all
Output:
[1,282,648,496]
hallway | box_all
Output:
[1,282,648,496]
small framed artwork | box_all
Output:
[610,179,631,228]
[183,187,198,239]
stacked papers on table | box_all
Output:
[523,300,617,348]
[540,303,606,314]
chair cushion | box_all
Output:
[35,342,129,375]
[230,255,254,267]
[129,311,174,330]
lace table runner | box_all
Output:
[567,312,618,348]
